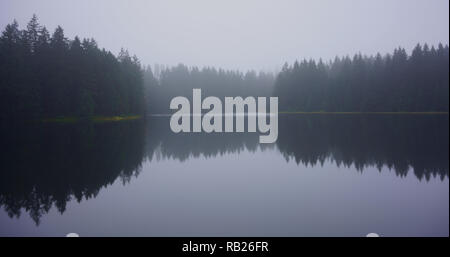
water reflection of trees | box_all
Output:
[0,121,146,224]
[276,115,448,181]
[0,115,448,224]
[147,115,448,181]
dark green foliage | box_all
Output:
[0,16,144,120]
[274,45,449,112]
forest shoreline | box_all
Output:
[1,16,448,122]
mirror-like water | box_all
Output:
[0,115,448,236]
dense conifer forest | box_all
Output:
[0,16,144,119]
[0,16,448,120]
[274,45,449,112]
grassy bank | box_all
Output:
[42,115,142,123]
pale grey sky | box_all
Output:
[1,0,448,71]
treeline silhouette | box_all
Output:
[0,15,144,119]
[1,115,447,224]
[0,16,275,119]
[144,64,275,114]
[1,16,449,118]
[274,44,449,112]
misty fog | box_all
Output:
[1,0,448,71]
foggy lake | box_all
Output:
[0,114,448,237]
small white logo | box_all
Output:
[66,233,80,237]
[366,233,380,237]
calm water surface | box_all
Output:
[0,115,448,236]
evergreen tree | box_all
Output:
[0,17,147,120]
[274,44,449,112]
